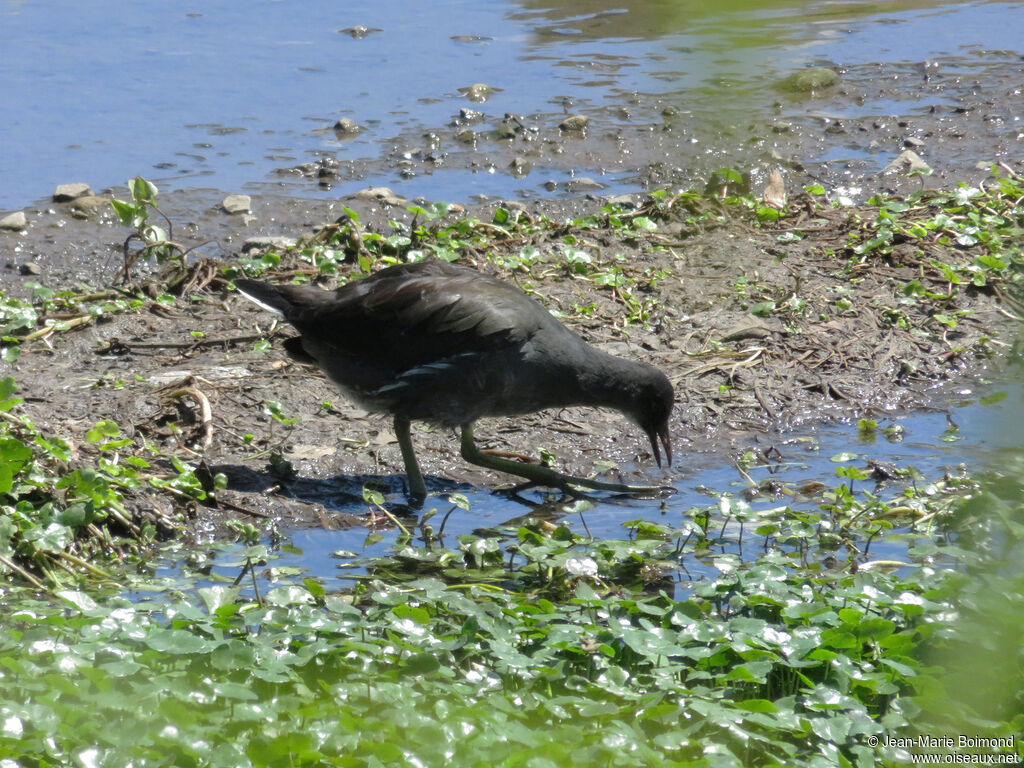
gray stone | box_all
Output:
[509,157,530,175]
[69,195,108,219]
[53,183,93,202]
[490,123,516,140]
[779,68,839,93]
[559,115,589,131]
[884,150,931,175]
[762,169,787,210]
[19,261,41,275]
[333,118,361,135]
[353,187,406,206]
[461,83,494,102]
[222,194,252,214]
[603,194,638,209]
[904,136,925,148]
[0,211,27,230]
[242,236,297,253]
[565,177,605,191]
[317,158,341,179]
[338,26,381,38]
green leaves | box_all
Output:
[111,175,186,272]
[111,176,159,228]
[0,539,943,766]
[0,378,22,412]
[0,436,32,495]
[110,197,140,228]
[842,169,1024,311]
[85,419,120,443]
[1,455,1017,766]
[263,400,297,426]
[0,388,198,582]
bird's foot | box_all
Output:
[542,472,676,498]
[481,448,535,463]
[461,426,674,499]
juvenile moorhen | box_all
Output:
[235,260,673,501]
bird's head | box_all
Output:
[628,367,674,468]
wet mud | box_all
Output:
[1,188,1014,539]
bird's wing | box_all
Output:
[285,263,543,370]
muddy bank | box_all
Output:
[1,178,1017,538]
[270,55,1024,203]
[4,43,1024,297]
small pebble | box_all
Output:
[222,194,252,214]
[0,211,27,230]
[333,118,361,135]
[559,115,589,131]
[53,183,92,202]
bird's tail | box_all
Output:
[234,279,294,317]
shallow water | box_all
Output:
[144,377,1023,597]
[3,0,1023,210]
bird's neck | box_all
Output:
[574,348,648,413]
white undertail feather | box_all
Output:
[235,286,287,317]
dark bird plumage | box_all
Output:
[235,260,673,500]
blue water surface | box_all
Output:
[3,0,1022,209]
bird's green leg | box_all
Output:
[394,415,427,502]
[459,424,670,496]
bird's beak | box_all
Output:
[647,423,672,468]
